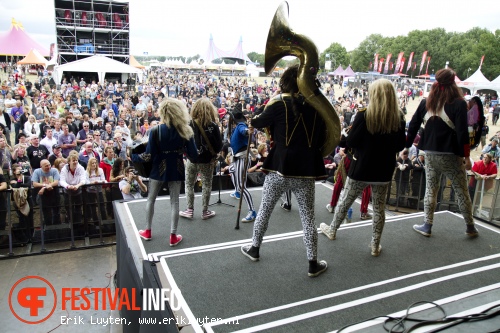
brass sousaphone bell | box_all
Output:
[264,1,340,156]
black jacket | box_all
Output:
[406,99,469,157]
[191,120,223,164]
[347,109,406,182]
[251,94,327,179]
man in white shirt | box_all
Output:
[40,127,58,155]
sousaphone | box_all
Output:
[265,1,340,156]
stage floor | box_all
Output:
[115,184,500,332]
[123,182,356,260]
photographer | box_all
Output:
[119,166,147,200]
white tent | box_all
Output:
[53,55,143,84]
[457,67,490,94]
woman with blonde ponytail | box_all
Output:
[131,98,198,247]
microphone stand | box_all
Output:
[209,157,234,208]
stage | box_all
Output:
[115,183,500,332]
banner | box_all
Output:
[369,62,372,71]
[413,62,416,71]
[419,51,428,74]
[325,61,331,70]
[383,54,392,74]
[49,43,55,59]
[425,56,431,75]
[394,52,404,74]
[399,57,406,74]
[480,55,485,68]
[390,62,394,71]
[406,52,414,73]
[373,54,379,72]
[378,58,385,73]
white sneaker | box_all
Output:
[320,223,336,240]
[326,204,334,213]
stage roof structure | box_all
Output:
[0,18,50,56]
[202,35,252,64]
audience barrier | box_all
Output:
[1,171,498,256]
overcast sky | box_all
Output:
[1,0,498,58]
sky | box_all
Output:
[0,0,499,58]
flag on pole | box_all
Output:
[419,51,428,74]
[383,54,392,74]
[425,56,431,75]
[378,58,385,73]
[413,62,416,71]
[406,52,414,73]
[373,54,379,71]
[480,55,485,68]
[399,57,406,74]
[369,62,372,70]
[394,52,404,74]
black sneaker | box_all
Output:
[280,202,291,212]
[308,260,328,277]
[241,245,259,261]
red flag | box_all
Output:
[384,54,392,74]
[378,58,385,73]
[369,62,372,70]
[419,51,428,74]
[406,52,414,73]
[374,54,379,71]
[394,52,404,74]
[390,62,394,70]
[425,56,431,75]
[413,62,416,70]
[480,55,485,67]
[399,57,406,74]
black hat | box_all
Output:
[52,144,61,150]
[229,110,246,123]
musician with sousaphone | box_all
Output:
[240,2,341,278]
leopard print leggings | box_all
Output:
[185,160,215,210]
[331,177,388,250]
[423,153,473,225]
[252,172,318,260]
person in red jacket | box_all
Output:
[468,153,497,200]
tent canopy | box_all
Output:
[339,65,355,77]
[457,67,493,95]
[17,49,48,67]
[129,55,145,69]
[0,19,50,56]
[53,55,143,84]
[330,65,344,76]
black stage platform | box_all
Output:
[115,183,500,332]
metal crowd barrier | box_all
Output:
[0,183,119,256]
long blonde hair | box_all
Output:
[191,98,218,127]
[366,79,402,134]
[86,157,99,175]
[158,98,193,140]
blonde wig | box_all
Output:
[191,97,218,128]
[366,79,402,134]
[158,98,193,140]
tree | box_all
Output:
[350,34,385,72]
[320,43,349,71]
